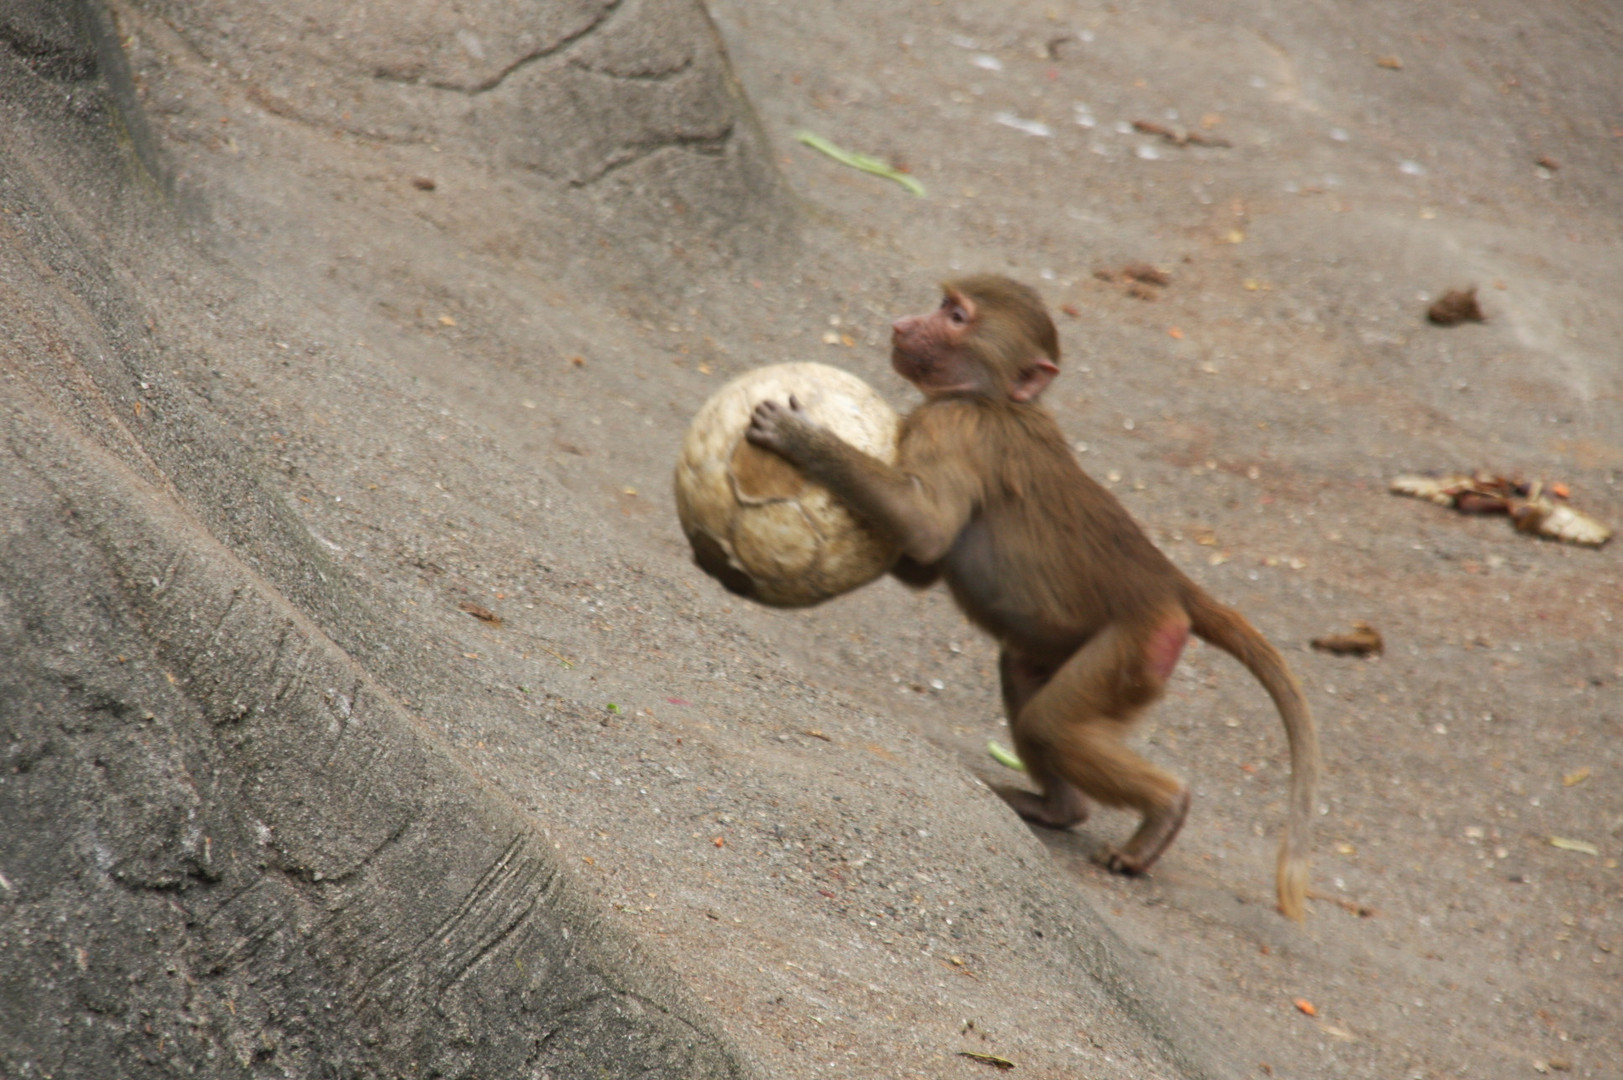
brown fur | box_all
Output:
[747,275,1320,919]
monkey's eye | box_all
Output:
[948,305,969,326]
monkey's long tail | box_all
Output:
[1184,587,1321,921]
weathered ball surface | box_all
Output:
[674,363,901,607]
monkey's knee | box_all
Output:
[1028,721,1174,815]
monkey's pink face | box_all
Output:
[891,291,979,395]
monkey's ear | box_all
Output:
[1009,357,1059,402]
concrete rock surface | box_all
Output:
[1,0,1619,1078]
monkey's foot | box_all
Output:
[1097,789,1191,875]
[997,784,1091,829]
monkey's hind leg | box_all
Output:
[1101,778,1190,876]
[997,650,1092,829]
[998,763,1094,829]
[1012,618,1190,875]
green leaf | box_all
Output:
[794,131,926,197]
[987,739,1025,772]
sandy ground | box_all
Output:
[15,0,1619,1076]
[694,3,1623,1076]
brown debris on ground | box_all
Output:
[1310,621,1384,657]
[1427,287,1486,325]
[1391,473,1612,546]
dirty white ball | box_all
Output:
[674,363,901,607]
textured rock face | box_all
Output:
[134,0,724,179]
[675,363,901,608]
[0,2,758,1077]
[0,429,744,1079]
[118,0,789,265]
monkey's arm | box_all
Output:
[746,398,975,563]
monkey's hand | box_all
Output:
[744,396,814,461]
[747,397,957,560]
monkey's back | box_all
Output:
[904,399,1184,659]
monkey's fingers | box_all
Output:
[745,400,799,456]
[745,399,781,430]
[744,409,774,443]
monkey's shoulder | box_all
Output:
[899,396,983,435]
[902,397,1068,451]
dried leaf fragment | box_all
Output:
[1427,287,1484,326]
[1308,889,1380,917]
[458,601,503,626]
[1562,767,1591,787]
[1098,263,1172,301]
[957,1051,1016,1070]
[1390,473,1611,547]
[1512,498,1612,546]
[1311,621,1384,657]
[1549,836,1599,856]
[1293,998,1318,1017]
[1123,262,1172,286]
[1391,472,1509,509]
[1130,119,1231,147]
